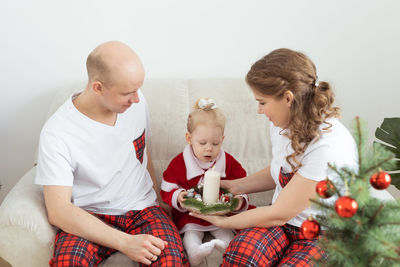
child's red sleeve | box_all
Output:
[160,155,187,212]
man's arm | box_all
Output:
[146,148,172,216]
[43,185,167,265]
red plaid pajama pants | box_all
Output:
[222,224,326,267]
[50,206,189,267]
[221,167,326,266]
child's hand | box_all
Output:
[178,191,188,207]
[233,195,244,211]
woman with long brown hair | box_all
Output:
[191,48,356,265]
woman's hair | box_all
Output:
[187,98,226,134]
[246,48,339,170]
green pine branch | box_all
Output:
[378,222,400,227]
[363,155,394,175]
[310,117,400,266]
[374,117,400,190]
[310,198,334,210]
[356,116,363,169]
[368,203,384,224]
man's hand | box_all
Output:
[120,234,168,265]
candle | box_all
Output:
[203,168,221,204]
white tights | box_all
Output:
[183,229,234,266]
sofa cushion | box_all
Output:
[24,78,273,267]
[142,78,273,206]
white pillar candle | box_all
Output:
[203,168,221,204]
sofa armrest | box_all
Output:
[0,167,56,267]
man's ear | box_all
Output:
[284,90,294,107]
[91,81,104,95]
[185,132,192,145]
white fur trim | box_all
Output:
[183,144,226,180]
[161,180,180,192]
[231,194,249,213]
[179,223,219,234]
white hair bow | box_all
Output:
[198,98,217,110]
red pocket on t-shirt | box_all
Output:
[133,130,145,164]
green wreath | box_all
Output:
[181,186,239,215]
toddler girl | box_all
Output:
[160,98,249,265]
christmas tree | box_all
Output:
[302,117,400,266]
[375,117,400,190]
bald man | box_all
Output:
[35,41,188,266]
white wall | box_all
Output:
[1,0,399,202]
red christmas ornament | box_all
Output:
[316,180,335,198]
[301,218,320,239]
[221,195,230,203]
[370,171,391,190]
[335,196,358,218]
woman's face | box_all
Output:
[252,90,292,129]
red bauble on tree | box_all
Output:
[335,196,358,218]
[301,217,320,239]
[370,171,391,190]
[316,179,335,198]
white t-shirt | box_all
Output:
[270,118,358,227]
[35,90,157,215]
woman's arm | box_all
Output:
[192,172,318,229]
[221,166,276,195]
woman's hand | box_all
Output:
[189,213,227,228]
[220,179,241,195]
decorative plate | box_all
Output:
[181,186,239,215]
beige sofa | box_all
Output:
[0,78,274,267]
[1,78,398,267]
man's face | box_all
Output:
[100,67,144,114]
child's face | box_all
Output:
[186,124,224,163]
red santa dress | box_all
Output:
[161,145,248,233]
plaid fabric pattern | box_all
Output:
[133,130,146,164]
[221,166,325,266]
[279,167,294,188]
[222,224,326,267]
[50,206,189,267]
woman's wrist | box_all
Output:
[231,177,247,195]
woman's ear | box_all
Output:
[284,90,294,107]
[185,132,192,145]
